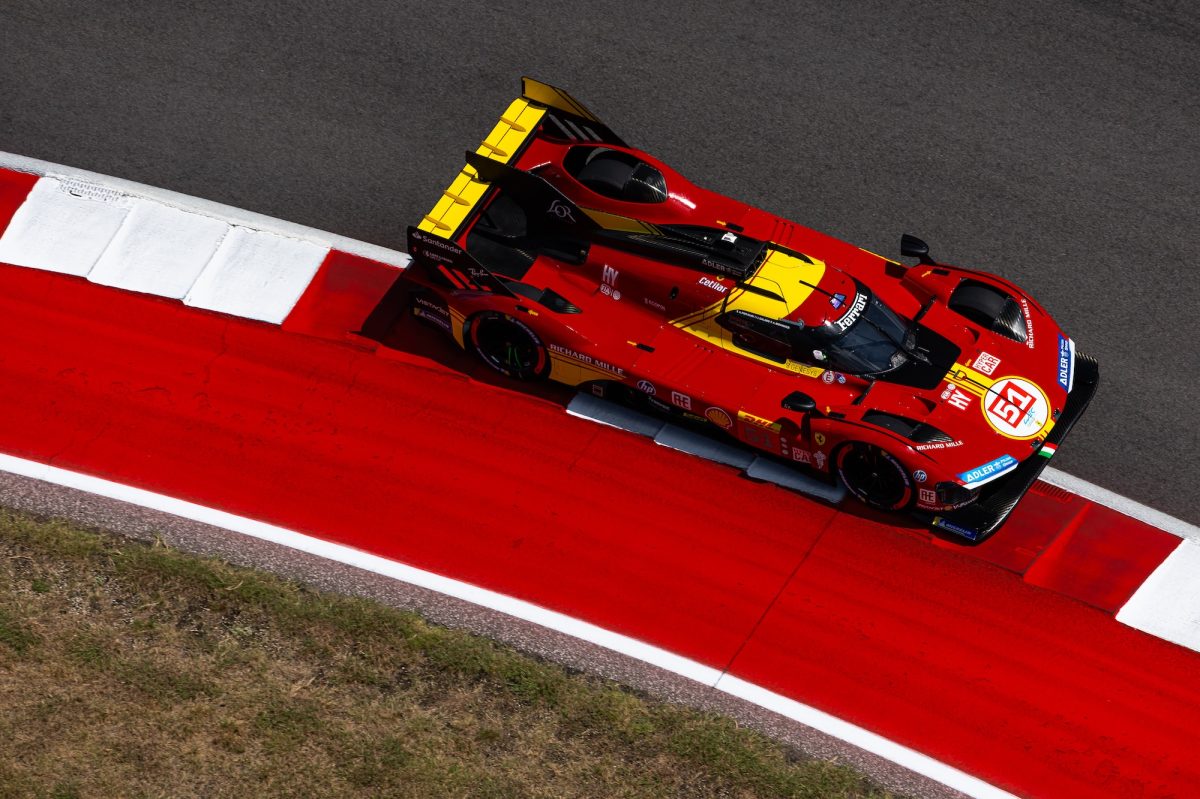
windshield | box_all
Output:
[816,291,911,375]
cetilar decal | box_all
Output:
[958,454,1018,487]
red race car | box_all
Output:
[367,78,1098,541]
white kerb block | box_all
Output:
[183,226,328,323]
[88,199,230,298]
[1117,540,1200,654]
[0,177,131,275]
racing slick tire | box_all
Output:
[465,311,550,381]
[835,442,915,512]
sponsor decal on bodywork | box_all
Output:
[705,407,734,429]
[915,440,963,451]
[636,380,656,395]
[670,391,692,411]
[547,199,576,223]
[1020,298,1035,348]
[738,410,782,433]
[973,351,1001,376]
[1057,334,1075,391]
[698,276,729,294]
[412,295,452,332]
[931,517,982,541]
[547,343,626,377]
[944,386,972,411]
[647,396,672,413]
[919,488,937,505]
[958,454,1018,487]
[834,292,868,332]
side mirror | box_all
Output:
[900,233,935,265]
[781,391,818,413]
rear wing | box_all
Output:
[417,78,624,241]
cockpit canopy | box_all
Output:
[564,146,668,204]
[717,281,917,376]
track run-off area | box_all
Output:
[2,159,1200,798]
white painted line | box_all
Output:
[1041,467,1200,543]
[1117,540,1200,652]
[184,226,328,323]
[0,177,132,275]
[0,450,1013,799]
[89,200,230,298]
[717,676,1019,799]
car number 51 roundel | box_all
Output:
[983,377,1051,440]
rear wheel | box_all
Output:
[466,312,549,380]
[836,442,914,512]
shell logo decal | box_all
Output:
[705,407,734,429]
[982,377,1051,440]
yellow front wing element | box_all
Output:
[673,249,828,378]
[418,98,547,239]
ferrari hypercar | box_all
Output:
[366,78,1098,541]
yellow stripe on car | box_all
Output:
[548,352,622,385]
[672,248,827,377]
[581,208,661,234]
[944,362,996,397]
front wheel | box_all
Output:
[466,312,549,381]
[835,442,914,512]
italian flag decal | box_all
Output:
[1038,443,1058,459]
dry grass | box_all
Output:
[0,509,900,799]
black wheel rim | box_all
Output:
[472,316,544,379]
[841,444,908,509]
